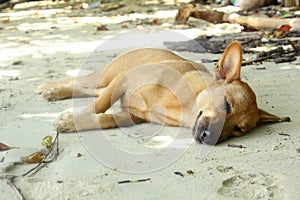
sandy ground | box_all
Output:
[0,1,300,199]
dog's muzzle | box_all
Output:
[192,110,219,145]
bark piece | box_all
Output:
[164,32,262,53]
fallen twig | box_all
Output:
[278,132,290,136]
[2,175,25,200]
[22,131,60,177]
[227,144,246,148]
[287,39,298,50]
[174,171,184,177]
[175,5,300,31]
[165,32,262,53]
[118,178,151,184]
[0,0,30,10]
[242,46,300,66]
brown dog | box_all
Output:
[35,41,289,145]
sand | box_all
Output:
[0,1,299,199]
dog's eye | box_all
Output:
[198,110,203,117]
[224,96,231,114]
[195,110,203,122]
[192,110,203,134]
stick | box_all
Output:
[0,0,30,10]
[175,5,300,31]
[242,47,300,66]
[224,13,300,31]
[287,39,298,50]
[6,175,26,200]
[0,175,25,200]
[278,132,290,136]
[118,178,151,184]
[228,144,246,148]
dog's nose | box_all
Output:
[193,122,219,145]
[201,130,211,141]
[195,130,214,145]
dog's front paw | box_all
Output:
[56,111,99,133]
[57,112,77,133]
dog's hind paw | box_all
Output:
[41,87,72,101]
[35,81,73,100]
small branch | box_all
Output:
[22,131,60,177]
[228,144,246,148]
[278,132,290,136]
[118,178,151,184]
[0,175,25,200]
[242,47,300,66]
[6,175,26,200]
[0,0,30,10]
[287,39,298,50]
[175,5,300,31]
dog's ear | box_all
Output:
[213,41,242,83]
[258,109,291,124]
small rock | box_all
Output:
[187,170,194,175]
[88,2,101,9]
[12,61,23,65]
[75,153,82,157]
[9,77,19,81]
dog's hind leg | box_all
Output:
[85,73,127,114]
[35,70,110,100]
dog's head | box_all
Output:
[193,41,290,145]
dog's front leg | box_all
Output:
[86,73,127,114]
[57,73,134,132]
[57,112,144,132]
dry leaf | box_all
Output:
[41,136,53,148]
[2,19,9,24]
[26,152,45,163]
[150,19,162,25]
[278,25,291,32]
[95,25,109,31]
[0,142,15,151]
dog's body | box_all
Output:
[36,42,289,144]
